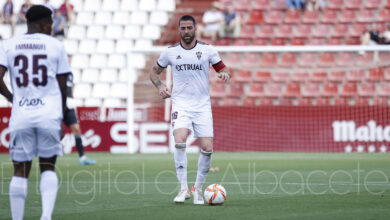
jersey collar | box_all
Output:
[180,40,197,50]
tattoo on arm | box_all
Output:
[150,64,164,88]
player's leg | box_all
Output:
[192,111,214,205]
[37,128,62,220]
[171,110,191,203]
[69,122,96,166]
[9,128,35,220]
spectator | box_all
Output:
[17,0,33,24]
[306,0,325,11]
[196,1,224,44]
[59,0,74,23]
[361,23,390,45]
[1,0,16,35]
[52,9,66,37]
[287,0,306,11]
[219,4,241,38]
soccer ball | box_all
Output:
[204,184,227,205]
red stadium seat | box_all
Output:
[334,98,349,106]
[346,37,361,45]
[368,67,385,81]
[339,10,356,23]
[321,10,338,23]
[350,23,368,37]
[378,9,390,22]
[240,25,257,38]
[243,52,262,68]
[299,52,317,67]
[311,72,328,82]
[265,10,283,24]
[292,72,309,82]
[332,24,349,38]
[318,52,336,67]
[290,38,306,45]
[253,38,268,45]
[373,98,388,105]
[294,24,312,37]
[260,98,274,105]
[337,52,355,67]
[234,70,252,82]
[210,83,227,98]
[228,83,244,98]
[248,83,265,97]
[365,0,382,8]
[253,0,271,10]
[356,52,374,66]
[210,97,221,106]
[285,83,301,97]
[226,53,242,67]
[328,0,344,9]
[379,51,390,65]
[266,83,283,97]
[356,9,375,23]
[375,23,387,33]
[298,98,314,106]
[284,10,301,23]
[328,38,343,45]
[359,83,376,97]
[272,72,290,82]
[303,83,321,97]
[313,24,332,38]
[272,0,288,9]
[261,53,278,67]
[271,38,286,45]
[380,82,390,96]
[233,39,251,45]
[322,82,339,97]
[341,82,358,97]
[316,98,331,106]
[308,38,325,45]
[280,53,297,67]
[385,67,390,81]
[235,0,253,10]
[348,69,366,81]
[223,98,240,106]
[242,97,257,106]
[354,98,370,105]
[329,71,347,82]
[247,10,263,24]
[258,24,275,38]
[215,38,230,46]
[254,71,272,82]
[346,0,363,9]
[302,11,320,24]
[276,24,293,38]
[279,99,294,106]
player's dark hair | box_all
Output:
[178,15,196,26]
[26,5,52,24]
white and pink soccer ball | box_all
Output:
[204,184,227,205]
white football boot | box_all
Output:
[174,189,191,203]
[192,187,205,205]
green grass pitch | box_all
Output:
[0,152,390,220]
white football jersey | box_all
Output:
[157,41,223,112]
[0,33,71,131]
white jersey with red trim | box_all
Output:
[157,41,224,112]
[0,33,71,131]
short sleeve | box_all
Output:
[57,44,71,75]
[0,43,8,69]
[208,45,222,65]
[157,48,169,68]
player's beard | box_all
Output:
[181,32,195,45]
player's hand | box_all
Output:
[158,84,171,99]
[217,72,231,82]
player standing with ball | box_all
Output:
[150,15,230,205]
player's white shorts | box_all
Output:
[9,127,62,162]
[171,110,213,138]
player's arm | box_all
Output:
[0,66,12,102]
[212,60,231,83]
[56,73,69,117]
[150,64,171,99]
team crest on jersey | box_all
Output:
[196,51,202,60]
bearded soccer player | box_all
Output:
[150,15,231,205]
[0,5,69,220]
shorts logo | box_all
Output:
[172,111,178,120]
[196,51,202,60]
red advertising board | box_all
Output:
[0,106,389,153]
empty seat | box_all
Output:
[266,83,283,97]
[346,37,361,45]
[254,71,271,82]
[128,54,146,69]
[280,53,296,67]
[350,23,368,37]
[359,83,376,97]
[142,25,161,40]
[67,25,86,40]
[271,38,286,45]
[247,10,263,24]
[299,53,317,67]
[328,38,343,45]
[105,26,123,39]
[290,38,306,45]
[63,39,78,54]
[276,24,293,38]
[346,0,363,9]
[316,98,331,105]
[253,38,268,45]
[103,98,123,107]
[329,71,347,82]
[337,52,355,66]
[121,0,138,11]
[272,72,290,82]
[260,98,274,105]
[131,11,148,25]
[240,25,256,38]
[124,25,141,39]
[334,98,349,106]
[292,72,309,82]
[285,83,301,97]
[294,24,311,37]
[102,0,120,11]
[228,83,244,98]
[100,69,118,83]
[226,53,242,67]
[379,83,390,96]
[368,68,384,81]
[94,12,112,25]
[339,10,356,23]
[81,69,100,83]
[113,12,130,25]
[108,54,126,68]
[89,54,107,68]
[96,39,115,54]
[157,0,175,11]
[311,72,328,82]
[248,83,265,97]
[87,25,105,39]
[150,11,169,26]
[378,9,390,22]
[223,98,240,106]
[357,9,375,23]
[348,70,366,81]
[354,98,370,105]
[84,98,102,106]
[298,98,313,106]
[373,97,388,105]
[328,0,344,9]
[279,99,294,106]
[92,83,111,98]
[322,82,338,97]
[365,0,382,8]
[313,24,331,38]
[235,0,253,10]
[234,70,252,82]
[78,40,96,54]
[242,97,257,106]
[356,53,374,66]
[284,10,300,23]
[332,24,349,37]
[341,82,358,97]
[321,10,338,23]
[303,83,321,97]
[308,38,325,45]
[111,83,128,98]
[318,52,336,67]
[116,40,133,53]
[71,54,89,69]
[253,0,271,10]
[302,11,319,23]
[261,53,278,67]
[76,12,94,25]
[74,83,92,98]
[211,83,227,97]
[258,24,274,38]
[83,0,101,11]
[265,10,283,24]
[233,39,250,45]
[139,0,157,11]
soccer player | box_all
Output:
[150,15,230,205]
[0,5,70,220]
[63,73,96,166]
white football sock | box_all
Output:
[9,176,28,220]
[174,143,188,191]
[194,150,212,190]
[40,171,58,220]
